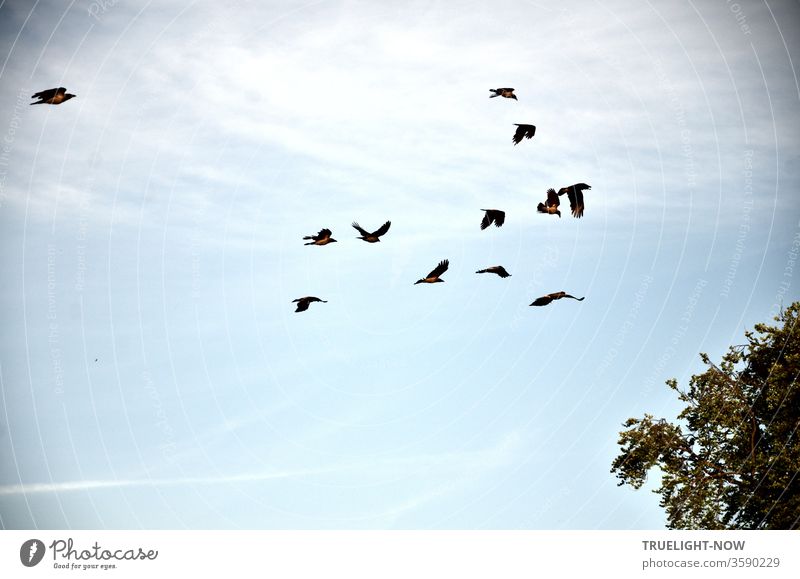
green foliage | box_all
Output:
[611,303,800,529]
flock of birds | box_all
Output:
[292,86,589,312]
[31,85,589,314]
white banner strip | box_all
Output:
[1,531,798,578]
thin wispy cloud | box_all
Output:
[0,427,529,498]
[0,467,333,496]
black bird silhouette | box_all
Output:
[293,296,327,312]
[537,188,561,218]
[490,88,517,100]
[557,183,591,218]
[415,259,449,284]
[529,292,585,307]
[476,265,511,278]
[480,209,505,230]
[352,220,391,243]
[31,87,76,105]
[303,228,337,246]
[512,124,536,145]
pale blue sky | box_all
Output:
[0,0,799,529]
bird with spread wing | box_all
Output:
[303,228,337,246]
[352,221,391,243]
[31,87,76,105]
[490,88,517,100]
[415,259,449,285]
[512,124,536,145]
[537,188,562,218]
[480,209,505,230]
[476,266,511,278]
[557,183,591,218]
[529,292,585,307]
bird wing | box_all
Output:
[575,184,591,216]
[480,211,492,230]
[572,191,584,218]
[546,188,560,207]
[530,296,553,306]
[493,210,505,227]
[318,228,332,239]
[495,266,510,278]
[427,259,449,279]
[373,220,391,237]
[565,186,584,218]
[352,222,370,236]
[294,298,310,312]
[512,125,525,145]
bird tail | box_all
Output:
[489,91,499,97]
[30,101,43,105]
[476,269,487,274]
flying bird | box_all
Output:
[292,296,327,312]
[490,88,517,100]
[303,228,337,246]
[415,259,449,284]
[537,188,561,218]
[476,265,511,278]
[529,292,585,307]
[352,220,391,243]
[30,87,76,105]
[512,124,536,145]
[480,209,505,230]
[557,183,591,218]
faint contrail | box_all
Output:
[0,468,336,496]
[0,430,526,496]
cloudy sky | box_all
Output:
[0,0,798,529]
